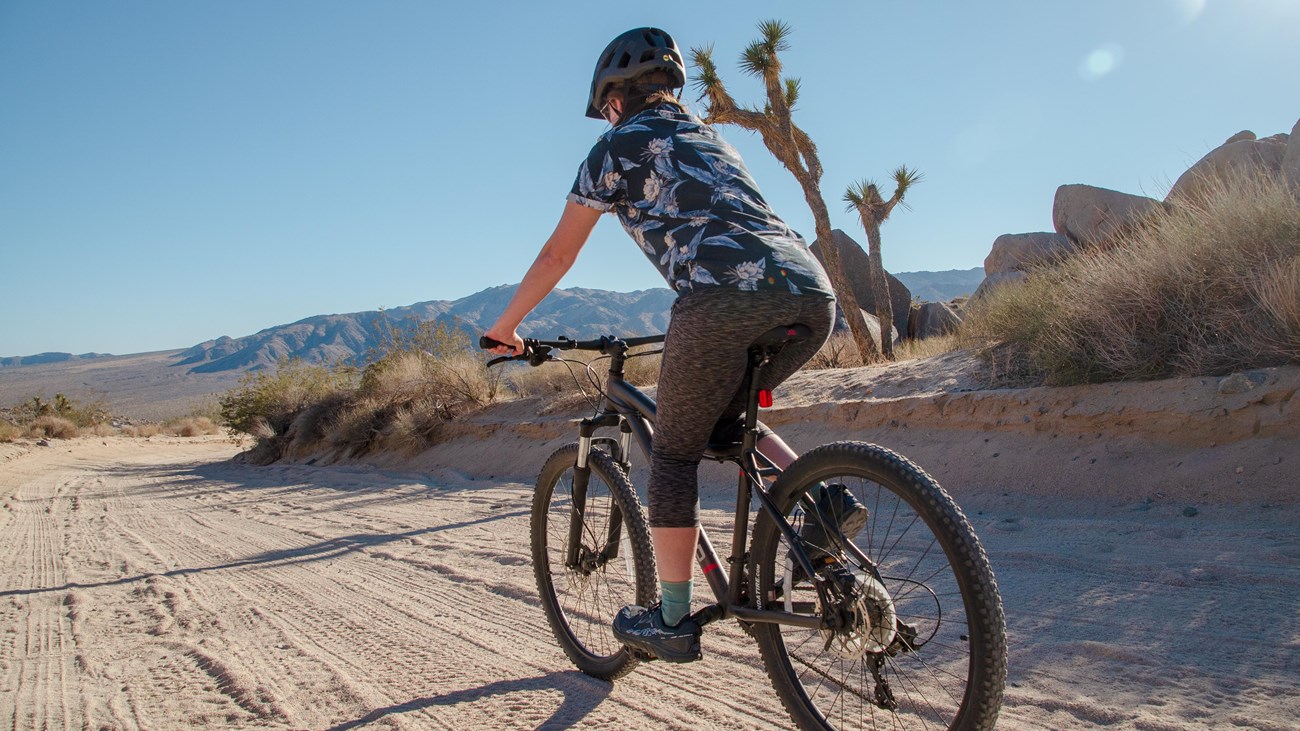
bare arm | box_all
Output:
[484,201,603,354]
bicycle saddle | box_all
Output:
[751,323,813,348]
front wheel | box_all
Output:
[750,442,1006,731]
[532,443,657,680]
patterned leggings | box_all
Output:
[648,287,836,528]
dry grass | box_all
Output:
[507,347,662,399]
[804,333,858,370]
[122,423,162,438]
[165,416,220,437]
[27,416,81,439]
[805,331,960,371]
[960,172,1300,384]
[90,423,118,437]
[895,333,962,362]
[0,421,22,443]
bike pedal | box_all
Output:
[629,648,656,662]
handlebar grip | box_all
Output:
[480,336,508,350]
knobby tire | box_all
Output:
[750,442,1007,731]
[531,443,657,680]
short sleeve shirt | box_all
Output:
[568,104,834,298]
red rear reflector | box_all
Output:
[758,390,773,408]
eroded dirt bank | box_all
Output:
[393,364,1299,508]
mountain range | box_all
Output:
[3,269,983,376]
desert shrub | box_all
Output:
[961,172,1300,384]
[10,393,110,427]
[324,326,503,456]
[27,416,81,439]
[90,423,117,437]
[0,421,22,442]
[219,359,356,437]
[282,390,352,458]
[164,416,219,437]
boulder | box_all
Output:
[1053,184,1165,249]
[811,229,912,339]
[1284,118,1300,191]
[969,270,1029,304]
[1224,130,1256,145]
[984,232,1078,274]
[1166,131,1287,203]
[860,310,900,351]
[909,301,962,340]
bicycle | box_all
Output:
[481,327,1006,731]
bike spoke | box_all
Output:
[757,444,1003,730]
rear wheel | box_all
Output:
[532,443,657,680]
[750,442,1006,731]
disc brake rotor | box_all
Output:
[820,569,898,659]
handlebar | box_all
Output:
[479,333,666,368]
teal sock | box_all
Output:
[659,580,692,627]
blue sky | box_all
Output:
[2,0,1298,355]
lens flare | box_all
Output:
[1174,0,1208,24]
[1079,44,1125,81]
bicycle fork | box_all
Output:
[566,416,630,572]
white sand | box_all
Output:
[1,361,1297,729]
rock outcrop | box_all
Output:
[972,117,1299,303]
[810,229,912,339]
[984,232,1077,275]
[909,301,962,340]
[1053,184,1165,250]
[1167,129,1289,203]
[1284,119,1300,191]
[859,311,900,351]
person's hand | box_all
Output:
[483,324,524,356]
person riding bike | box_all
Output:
[484,27,866,664]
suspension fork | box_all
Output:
[567,413,622,569]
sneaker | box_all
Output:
[798,483,869,558]
[612,603,702,663]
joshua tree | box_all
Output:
[844,167,923,360]
[692,20,879,364]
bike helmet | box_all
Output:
[586,27,686,119]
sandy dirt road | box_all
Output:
[2,437,1297,730]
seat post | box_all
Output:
[725,346,772,607]
[740,347,770,452]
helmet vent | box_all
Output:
[617,51,632,69]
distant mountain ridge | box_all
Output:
[0,352,114,368]
[4,270,983,374]
[897,267,984,303]
[173,285,677,374]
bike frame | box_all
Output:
[570,338,830,631]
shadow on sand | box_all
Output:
[326,671,611,731]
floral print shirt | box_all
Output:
[568,104,834,298]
